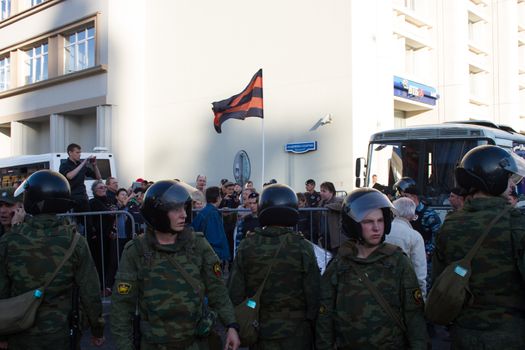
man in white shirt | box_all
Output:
[385,197,427,298]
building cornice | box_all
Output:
[0,64,107,99]
[0,0,65,29]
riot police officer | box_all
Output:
[316,188,427,349]
[433,145,525,348]
[111,180,240,350]
[228,184,320,349]
[0,170,105,349]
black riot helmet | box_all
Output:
[455,145,525,196]
[258,184,299,227]
[393,177,418,196]
[341,188,394,243]
[141,180,198,233]
[14,170,73,215]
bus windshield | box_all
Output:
[367,139,488,206]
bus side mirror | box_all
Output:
[355,157,366,188]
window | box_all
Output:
[0,0,10,20]
[24,43,48,84]
[64,26,95,74]
[404,0,415,11]
[0,57,9,91]
[31,0,45,6]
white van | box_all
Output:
[0,152,116,198]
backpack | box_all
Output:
[0,233,80,335]
[425,207,510,325]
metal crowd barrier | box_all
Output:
[194,207,343,271]
[59,206,343,297]
[57,210,136,300]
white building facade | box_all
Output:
[0,0,524,190]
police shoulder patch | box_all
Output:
[117,283,132,295]
[412,288,423,305]
[213,262,222,277]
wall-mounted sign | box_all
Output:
[393,76,439,106]
[285,141,317,154]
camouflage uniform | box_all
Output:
[316,241,428,350]
[228,226,320,349]
[111,227,236,350]
[433,197,525,349]
[0,214,104,349]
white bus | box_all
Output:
[356,121,525,215]
[0,152,116,198]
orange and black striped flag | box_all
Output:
[212,69,263,133]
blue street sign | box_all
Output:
[285,141,318,154]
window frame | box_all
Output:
[64,25,96,74]
[0,0,10,21]
[0,55,10,91]
[23,41,49,85]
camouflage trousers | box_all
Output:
[250,320,313,350]
[451,317,525,350]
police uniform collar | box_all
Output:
[256,226,292,237]
[339,241,399,263]
[148,226,194,252]
[28,214,61,225]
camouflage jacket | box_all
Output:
[433,197,525,329]
[0,214,104,338]
[111,227,235,349]
[228,226,320,339]
[316,241,427,350]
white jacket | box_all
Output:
[385,217,427,298]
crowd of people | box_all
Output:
[1,143,525,349]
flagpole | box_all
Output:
[261,117,265,186]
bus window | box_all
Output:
[0,162,49,187]
[369,139,484,206]
[59,159,112,180]
[92,159,111,179]
[423,140,481,205]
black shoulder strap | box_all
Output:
[135,235,154,267]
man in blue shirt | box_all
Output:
[192,186,231,262]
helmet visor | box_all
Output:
[507,153,525,185]
[13,180,27,198]
[344,191,394,222]
[176,181,205,203]
[160,182,203,210]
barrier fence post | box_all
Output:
[58,210,136,299]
